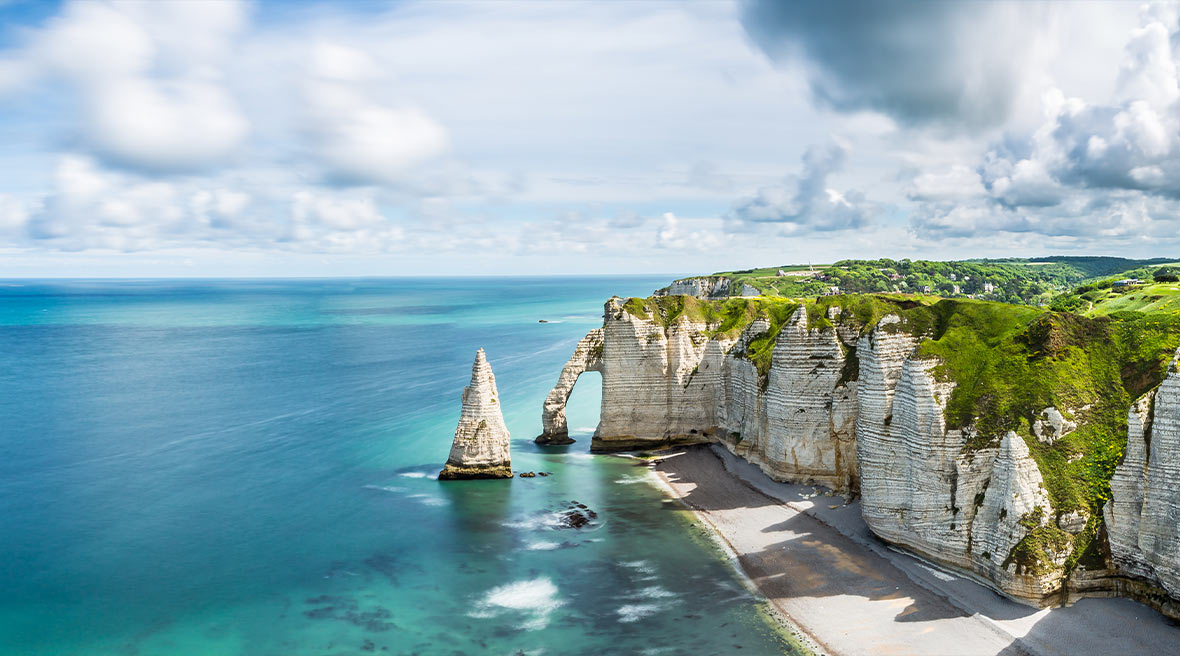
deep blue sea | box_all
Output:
[0,277,800,656]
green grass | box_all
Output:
[1086,281,1180,316]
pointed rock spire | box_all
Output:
[439,349,513,479]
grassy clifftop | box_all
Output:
[620,292,1180,574]
[671,256,1178,307]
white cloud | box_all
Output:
[905,5,1180,244]
[0,194,29,233]
[655,211,722,250]
[28,1,249,171]
[291,190,385,232]
[908,165,986,202]
[729,139,877,232]
[1,0,1178,273]
[302,42,448,185]
[190,189,251,230]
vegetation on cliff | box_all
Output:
[673,256,1178,307]
[620,290,1180,576]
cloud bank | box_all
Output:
[0,0,1176,275]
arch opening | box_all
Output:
[535,328,604,446]
[561,370,602,447]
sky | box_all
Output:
[0,0,1176,276]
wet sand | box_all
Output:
[653,444,1179,656]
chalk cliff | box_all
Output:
[537,298,862,491]
[439,349,512,480]
[537,293,1180,613]
[1105,352,1180,609]
[654,276,759,299]
[856,333,1066,604]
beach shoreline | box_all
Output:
[645,451,826,656]
[650,444,1179,656]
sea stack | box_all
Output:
[439,349,513,480]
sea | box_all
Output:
[0,277,803,656]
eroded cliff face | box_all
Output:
[654,276,759,299]
[737,306,859,490]
[855,327,1067,604]
[541,298,866,488]
[591,297,732,451]
[1106,353,1180,605]
[538,294,1180,612]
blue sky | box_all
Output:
[0,0,1174,276]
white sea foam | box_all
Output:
[362,484,408,493]
[502,512,565,531]
[398,472,430,479]
[629,585,676,600]
[525,540,562,551]
[408,493,447,507]
[613,475,651,485]
[620,560,655,575]
[469,577,564,630]
[616,602,668,623]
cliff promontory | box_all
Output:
[538,292,1180,613]
[439,349,512,480]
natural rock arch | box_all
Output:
[535,328,604,445]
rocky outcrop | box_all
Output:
[1032,406,1077,444]
[439,349,512,480]
[539,298,861,487]
[536,329,603,445]
[591,298,727,451]
[654,276,759,299]
[732,306,859,490]
[1106,353,1180,602]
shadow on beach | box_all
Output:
[653,445,1180,656]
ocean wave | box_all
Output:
[620,560,655,575]
[502,511,568,531]
[525,541,562,551]
[408,493,447,507]
[616,602,670,623]
[469,577,564,631]
[362,484,408,493]
[628,585,677,600]
[397,472,430,479]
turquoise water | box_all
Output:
[0,277,800,655]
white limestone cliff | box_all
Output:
[539,298,861,487]
[439,349,512,480]
[855,334,1063,605]
[654,276,759,299]
[735,306,859,490]
[591,298,727,450]
[1106,353,1180,600]
[536,296,1180,611]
